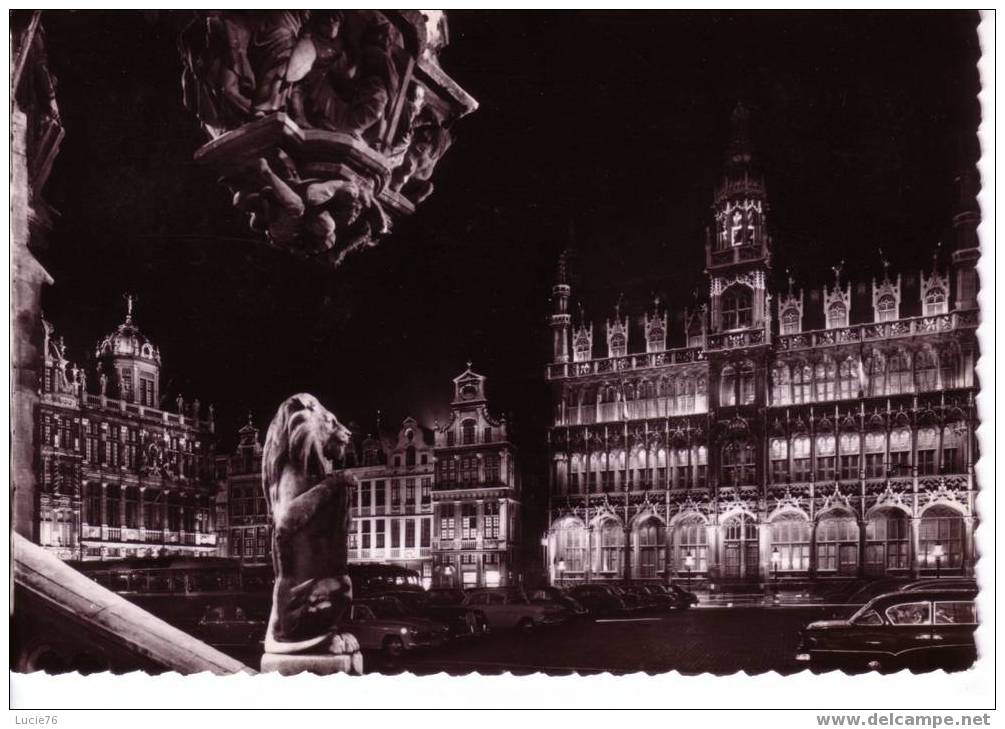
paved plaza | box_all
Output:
[368,605,856,676]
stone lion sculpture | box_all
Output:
[261,393,362,673]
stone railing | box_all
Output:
[777,311,978,352]
[547,347,704,380]
[82,393,213,430]
[705,328,767,352]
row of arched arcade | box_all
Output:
[544,503,973,585]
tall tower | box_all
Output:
[706,103,771,334]
[550,250,572,363]
[951,170,980,311]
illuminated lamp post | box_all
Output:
[684,551,695,591]
[557,558,567,587]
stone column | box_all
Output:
[910,515,921,578]
[963,515,975,576]
[138,486,146,529]
[100,482,108,531]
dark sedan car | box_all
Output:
[568,584,628,617]
[796,588,977,672]
[528,587,589,619]
[377,590,490,638]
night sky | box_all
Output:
[38,11,981,478]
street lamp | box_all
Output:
[932,542,944,579]
[557,558,566,587]
[443,563,454,587]
[684,551,695,591]
[771,547,781,598]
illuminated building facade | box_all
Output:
[543,106,980,588]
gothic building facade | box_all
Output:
[543,106,980,589]
[36,298,218,561]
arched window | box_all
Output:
[739,360,756,405]
[827,302,848,330]
[722,441,755,486]
[721,285,753,330]
[673,516,707,574]
[609,332,627,358]
[636,517,666,579]
[405,446,416,467]
[771,514,811,571]
[769,438,789,483]
[461,419,476,446]
[722,514,759,578]
[914,349,938,391]
[864,509,910,575]
[838,356,859,400]
[919,506,965,569]
[780,307,800,335]
[887,351,912,395]
[876,295,898,322]
[772,363,791,406]
[792,435,811,481]
[940,347,959,390]
[596,520,624,576]
[792,362,813,404]
[815,358,837,401]
[924,287,948,316]
[574,333,592,362]
[816,513,860,574]
[720,366,736,407]
[678,377,696,413]
[865,353,886,397]
[553,519,587,574]
[942,421,966,474]
[888,427,911,476]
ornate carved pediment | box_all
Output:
[818,484,853,515]
[178,11,475,267]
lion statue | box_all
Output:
[261,393,362,672]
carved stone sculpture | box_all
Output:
[179,10,476,267]
[260,393,362,675]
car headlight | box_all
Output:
[400,627,410,635]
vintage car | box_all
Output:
[661,583,700,609]
[339,600,450,657]
[567,584,628,617]
[195,604,265,648]
[462,588,567,630]
[372,591,490,638]
[527,587,589,619]
[795,588,977,672]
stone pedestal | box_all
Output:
[260,651,364,676]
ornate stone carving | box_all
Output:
[261,393,362,673]
[179,11,476,267]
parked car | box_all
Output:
[462,588,567,630]
[795,588,977,672]
[426,588,468,606]
[376,590,490,638]
[900,578,977,593]
[661,583,700,609]
[339,599,450,657]
[195,604,265,648]
[527,587,589,619]
[568,584,628,617]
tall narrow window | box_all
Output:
[792,362,813,404]
[915,349,938,391]
[886,352,912,395]
[780,307,800,335]
[721,286,753,330]
[739,360,756,405]
[772,363,791,406]
[461,420,476,445]
[720,366,737,407]
[838,357,859,399]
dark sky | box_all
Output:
[38,11,981,468]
